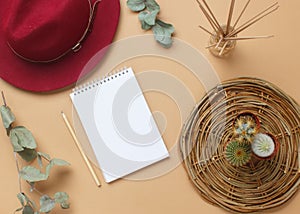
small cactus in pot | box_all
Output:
[251,133,279,159]
[225,140,252,167]
[233,112,260,143]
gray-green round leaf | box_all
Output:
[10,132,24,152]
[17,193,26,206]
[10,126,37,149]
[23,194,36,209]
[54,192,69,204]
[127,0,146,12]
[51,158,70,166]
[45,159,69,178]
[138,11,152,30]
[22,205,34,214]
[144,10,159,26]
[18,149,37,162]
[145,0,160,12]
[39,195,55,213]
[155,19,175,34]
[61,202,70,209]
[45,163,53,178]
[0,105,15,129]
[152,20,174,48]
[19,166,47,182]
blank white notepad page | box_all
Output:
[70,67,169,183]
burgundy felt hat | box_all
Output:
[0,0,120,92]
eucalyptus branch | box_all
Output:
[14,153,23,193]
[127,0,175,48]
[39,154,51,162]
[0,92,70,214]
[26,181,44,196]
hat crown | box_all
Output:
[5,0,91,62]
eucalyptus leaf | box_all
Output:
[60,202,70,209]
[19,166,47,182]
[18,149,37,162]
[17,193,26,206]
[51,158,70,166]
[152,19,174,48]
[37,151,52,168]
[22,205,34,214]
[138,11,152,30]
[155,19,175,34]
[0,105,15,129]
[39,195,55,213]
[10,126,37,149]
[10,131,24,152]
[23,194,36,209]
[144,10,159,26]
[54,192,69,204]
[54,192,70,209]
[145,0,160,12]
[45,163,52,178]
[127,0,146,12]
[45,159,70,178]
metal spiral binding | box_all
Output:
[72,67,128,96]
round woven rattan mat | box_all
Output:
[180,77,300,213]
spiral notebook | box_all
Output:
[70,67,169,183]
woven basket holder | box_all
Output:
[180,77,300,213]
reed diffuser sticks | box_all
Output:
[197,0,279,57]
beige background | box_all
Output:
[1,0,300,213]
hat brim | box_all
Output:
[0,0,120,92]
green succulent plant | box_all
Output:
[233,114,259,143]
[225,140,252,167]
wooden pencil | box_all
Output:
[61,111,101,187]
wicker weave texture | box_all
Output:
[180,77,300,213]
